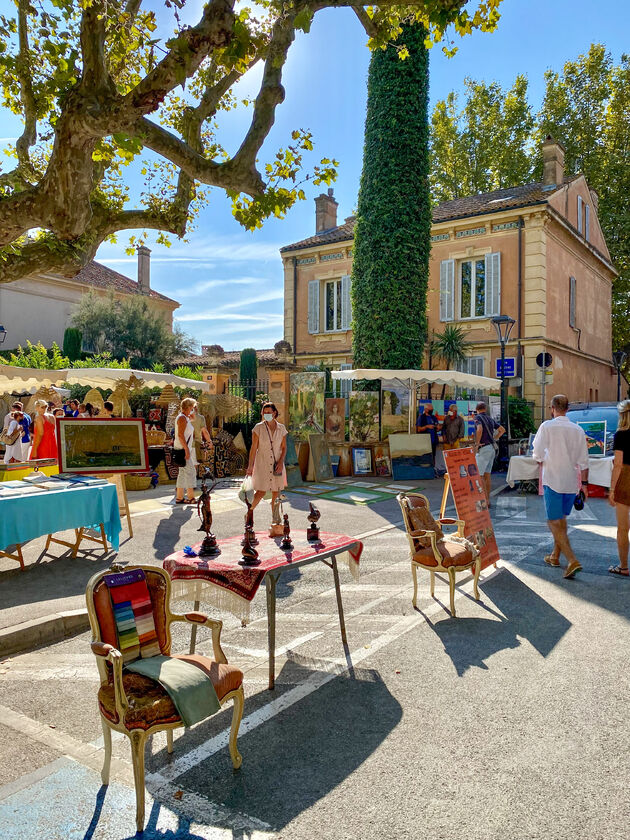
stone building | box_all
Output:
[0,246,179,351]
[279,139,619,419]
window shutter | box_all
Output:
[341,274,352,330]
[585,204,590,241]
[569,276,576,328]
[484,252,501,316]
[439,259,454,321]
[307,279,320,334]
[577,195,583,234]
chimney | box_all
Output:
[315,188,338,233]
[589,187,599,213]
[137,245,151,294]
[542,135,565,187]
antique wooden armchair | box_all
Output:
[397,493,481,618]
[86,564,244,833]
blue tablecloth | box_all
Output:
[0,484,121,552]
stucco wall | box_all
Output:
[547,176,610,258]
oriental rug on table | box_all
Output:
[163,530,362,623]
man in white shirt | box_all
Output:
[532,394,589,578]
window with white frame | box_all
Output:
[337,363,352,397]
[308,275,352,334]
[440,252,500,321]
[457,356,485,377]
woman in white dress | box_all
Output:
[3,411,24,464]
[174,397,198,504]
[246,402,287,514]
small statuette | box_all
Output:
[197,467,219,557]
[280,512,293,551]
[239,522,260,566]
[241,500,259,547]
[306,502,321,542]
[269,494,283,537]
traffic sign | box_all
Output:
[496,357,516,378]
[535,369,554,385]
[536,352,553,369]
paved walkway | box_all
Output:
[1,480,629,839]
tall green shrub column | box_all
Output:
[352,25,431,368]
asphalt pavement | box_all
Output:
[1,477,629,840]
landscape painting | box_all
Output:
[388,433,433,481]
[56,418,148,474]
[349,391,379,442]
[577,421,606,456]
[289,372,326,441]
[381,380,410,438]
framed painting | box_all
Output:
[372,443,392,477]
[289,372,326,441]
[349,391,379,443]
[56,417,149,474]
[309,433,333,481]
[381,380,410,438]
[577,420,606,456]
[388,433,433,481]
[351,446,373,476]
[325,397,346,443]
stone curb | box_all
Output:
[0,608,90,657]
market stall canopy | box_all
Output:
[330,368,501,390]
[0,364,209,393]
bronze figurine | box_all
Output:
[306,502,321,542]
[197,467,219,556]
[239,499,260,565]
[280,512,293,551]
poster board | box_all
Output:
[388,433,433,481]
[56,417,149,474]
[577,421,606,456]
[442,447,500,570]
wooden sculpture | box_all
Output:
[307,502,321,542]
[280,513,293,551]
[197,467,219,556]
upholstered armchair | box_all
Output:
[397,493,481,618]
[86,564,244,833]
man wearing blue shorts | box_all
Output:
[532,394,589,578]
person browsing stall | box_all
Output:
[416,402,440,463]
[173,397,198,505]
[607,399,630,577]
[30,399,57,460]
[441,404,466,450]
[246,402,287,516]
[532,394,589,579]
[474,402,505,507]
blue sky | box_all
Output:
[1,0,628,351]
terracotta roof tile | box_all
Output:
[280,180,568,253]
[62,261,179,306]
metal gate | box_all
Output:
[222,377,269,448]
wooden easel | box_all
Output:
[440,474,453,518]
[0,544,25,569]
[103,473,133,538]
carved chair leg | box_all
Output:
[229,687,244,770]
[473,557,481,601]
[430,569,435,598]
[411,564,418,608]
[447,567,457,617]
[128,729,147,833]
[166,729,174,754]
[100,718,112,785]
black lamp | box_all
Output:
[491,314,516,469]
[613,350,627,402]
[0,325,6,344]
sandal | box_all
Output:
[544,554,560,567]
[175,498,186,504]
[608,565,629,577]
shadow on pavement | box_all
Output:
[167,658,402,831]
[422,568,572,675]
[152,508,194,561]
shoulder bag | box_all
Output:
[0,425,22,446]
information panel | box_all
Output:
[443,446,500,570]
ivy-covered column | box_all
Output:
[351,24,431,368]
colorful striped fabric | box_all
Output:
[104,569,161,663]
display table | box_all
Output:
[164,531,363,689]
[507,455,614,489]
[0,483,122,569]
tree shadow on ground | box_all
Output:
[420,568,572,676]
[151,657,402,831]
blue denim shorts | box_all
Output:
[543,486,575,521]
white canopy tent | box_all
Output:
[0,364,209,394]
[331,368,501,433]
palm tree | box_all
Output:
[432,325,469,398]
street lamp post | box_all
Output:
[492,314,516,470]
[613,350,627,402]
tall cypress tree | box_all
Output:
[351,25,431,369]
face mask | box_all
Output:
[263,413,273,422]
[427,409,433,415]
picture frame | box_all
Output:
[309,433,333,481]
[372,443,392,477]
[351,445,374,476]
[56,417,149,474]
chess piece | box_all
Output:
[280,512,293,551]
[306,502,321,542]
[269,494,283,537]
[197,467,219,557]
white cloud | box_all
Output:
[98,235,284,265]
[176,276,260,297]
[176,311,284,324]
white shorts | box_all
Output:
[476,444,496,475]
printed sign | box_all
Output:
[443,446,500,571]
[495,357,516,378]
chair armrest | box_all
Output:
[90,641,129,720]
[170,613,227,664]
[408,528,441,564]
[91,641,115,657]
[438,518,465,537]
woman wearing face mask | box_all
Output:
[246,402,287,514]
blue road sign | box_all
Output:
[496,357,516,378]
